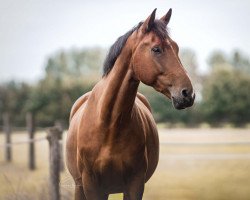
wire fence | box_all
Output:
[0,136,47,148]
[0,125,48,131]
[0,117,64,200]
[161,141,250,145]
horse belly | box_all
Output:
[66,102,88,182]
[134,102,159,182]
[145,121,159,182]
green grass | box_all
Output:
[0,128,250,200]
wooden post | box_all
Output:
[55,120,64,172]
[47,127,62,200]
[3,113,12,162]
[26,112,36,170]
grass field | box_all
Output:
[0,128,250,200]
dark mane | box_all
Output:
[103,20,168,76]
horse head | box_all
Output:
[129,8,195,109]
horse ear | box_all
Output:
[160,8,172,26]
[141,8,157,33]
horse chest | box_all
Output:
[92,144,146,192]
[77,106,154,190]
[95,132,144,164]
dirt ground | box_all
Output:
[0,128,250,200]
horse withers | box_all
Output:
[66,8,195,200]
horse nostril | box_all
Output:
[181,89,189,98]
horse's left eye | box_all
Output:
[151,47,162,54]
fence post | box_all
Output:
[26,112,36,170]
[55,120,64,172]
[47,127,62,200]
[3,113,12,162]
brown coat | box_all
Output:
[66,8,194,200]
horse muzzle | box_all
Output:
[172,92,195,110]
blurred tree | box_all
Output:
[201,67,250,125]
[1,47,250,127]
[44,47,106,86]
[0,81,31,125]
[24,47,106,126]
[207,50,250,73]
[231,50,250,73]
[139,85,197,125]
[208,51,229,69]
[180,49,199,81]
[180,49,202,101]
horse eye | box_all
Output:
[151,47,162,54]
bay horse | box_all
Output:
[66,8,195,200]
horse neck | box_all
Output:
[99,47,139,126]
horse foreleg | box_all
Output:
[81,173,109,200]
[123,176,145,200]
[75,185,86,200]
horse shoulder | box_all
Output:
[136,92,152,112]
[69,91,91,121]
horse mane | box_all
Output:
[103,20,168,77]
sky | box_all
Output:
[0,0,250,82]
